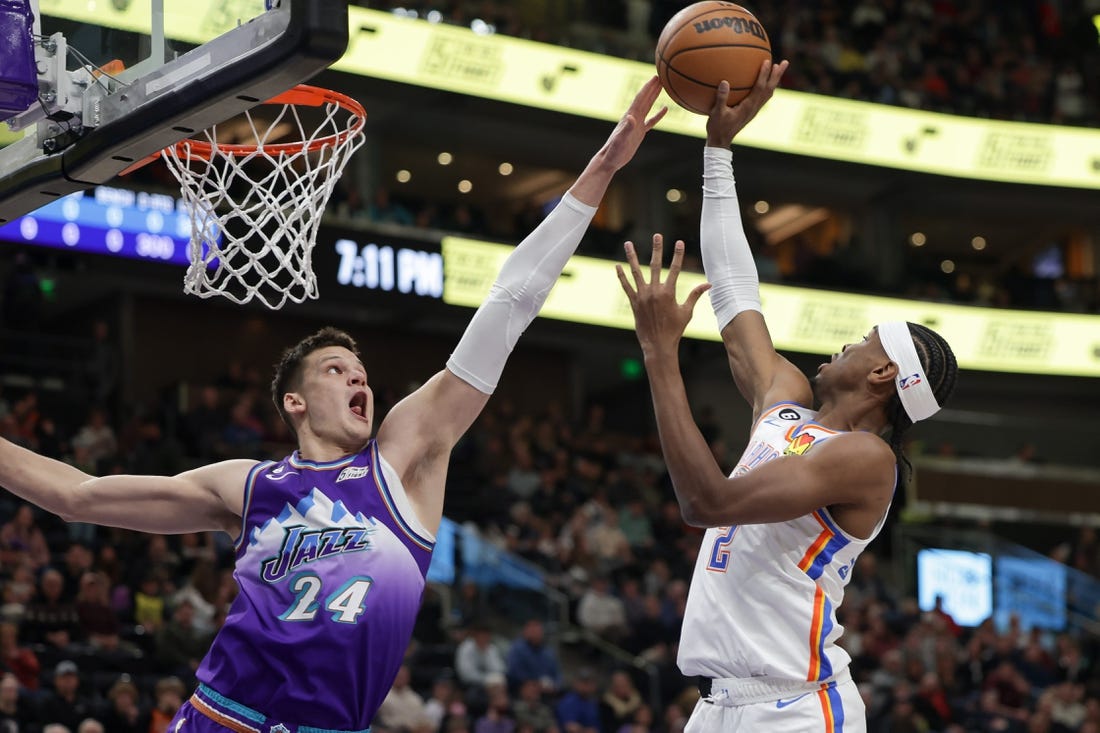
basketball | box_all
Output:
[655,2,772,115]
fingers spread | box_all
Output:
[615,264,636,299]
[685,282,713,312]
[645,106,669,130]
[649,233,664,283]
[624,241,644,288]
[667,240,686,285]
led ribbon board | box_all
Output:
[443,236,1100,378]
[31,3,1100,189]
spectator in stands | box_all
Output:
[0,672,34,730]
[423,674,467,732]
[474,682,516,733]
[74,571,121,650]
[77,719,105,733]
[99,676,150,733]
[154,599,212,684]
[555,668,600,733]
[71,408,118,470]
[366,187,415,227]
[60,544,94,601]
[0,621,38,691]
[218,397,264,459]
[171,559,219,635]
[376,664,433,733]
[133,572,167,632]
[183,385,227,461]
[34,661,101,731]
[22,567,80,648]
[506,619,562,697]
[576,573,629,644]
[456,622,508,691]
[85,319,119,411]
[599,671,642,732]
[512,678,559,733]
[148,676,186,733]
[0,504,49,569]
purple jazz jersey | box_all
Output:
[196,440,433,730]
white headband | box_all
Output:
[878,321,940,423]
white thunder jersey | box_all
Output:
[678,402,892,684]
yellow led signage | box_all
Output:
[36,3,1100,189]
[443,236,1100,378]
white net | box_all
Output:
[162,86,366,310]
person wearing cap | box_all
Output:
[33,661,100,730]
[615,65,958,733]
[554,668,600,733]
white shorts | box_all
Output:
[685,677,865,732]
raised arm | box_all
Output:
[618,236,894,532]
[700,61,810,423]
[377,78,669,529]
[0,438,251,535]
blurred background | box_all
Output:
[1,1,1099,731]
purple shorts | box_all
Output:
[168,684,371,733]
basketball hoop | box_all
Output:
[161,84,366,310]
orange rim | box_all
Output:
[171,84,366,159]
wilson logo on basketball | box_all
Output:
[693,17,767,40]
[899,374,923,390]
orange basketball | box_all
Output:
[655,2,772,115]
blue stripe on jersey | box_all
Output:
[233,461,273,550]
[814,508,845,537]
[826,680,845,731]
[370,442,433,552]
[818,595,835,681]
[804,513,851,581]
[289,452,357,470]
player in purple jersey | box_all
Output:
[0,77,669,732]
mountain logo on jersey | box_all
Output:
[247,487,379,584]
[783,429,817,456]
[336,466,369,483]
[778,408,801,420]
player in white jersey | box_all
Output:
[615,61,959,732]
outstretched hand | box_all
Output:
[616,234,711,356]
[706,59,788,148]
[599,76,669,172]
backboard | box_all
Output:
[0,0,351,224]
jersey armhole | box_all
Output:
[232,460,274,550]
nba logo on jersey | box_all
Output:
[899,373,922,389]
[269,725,290,733]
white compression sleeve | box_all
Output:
[446,193,597,394]
[701,146,762,332]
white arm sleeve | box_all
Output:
[701,146,762,332]
[446,193,597,394]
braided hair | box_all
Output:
[883,322,958,491]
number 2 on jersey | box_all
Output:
[280,574,374,623]
[707,526,738,572]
